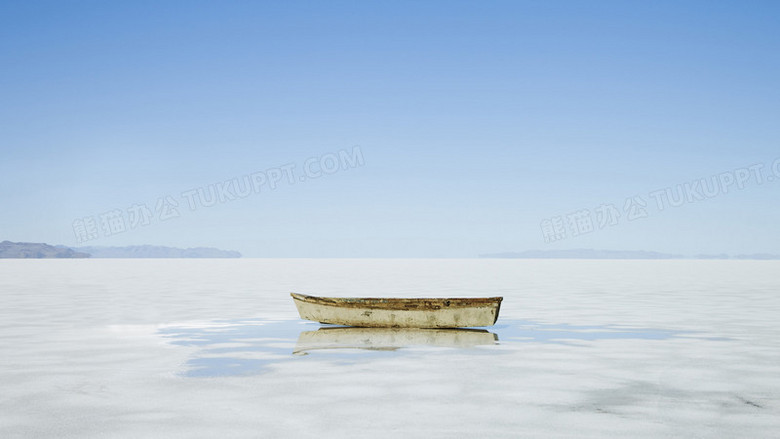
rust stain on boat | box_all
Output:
[290,293,503,328]
[291,293,502,311]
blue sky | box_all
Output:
[1,1,779,257]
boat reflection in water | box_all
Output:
[293,326,498,355]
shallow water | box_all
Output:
[1,259,779,438]
[157,319,696,378]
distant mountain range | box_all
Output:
[73,245,241,258]
[705,253,780,260]
[2,241,777,260]
[0,241,241,258]
[479,249,780,260]
[0,241,90,258]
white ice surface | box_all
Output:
[1,259,779,438]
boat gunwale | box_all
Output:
[290,292,503,311]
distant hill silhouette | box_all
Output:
[73,245,241,258]
[693,254,731,259]
[0,241,89,258]
[480,249,780,260]
[481,249,685,259]
[733,253,780,260]
[1,241,241,258]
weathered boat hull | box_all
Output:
[290,293,502,328]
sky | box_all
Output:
[1,1,779,257]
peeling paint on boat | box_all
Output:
[290,293,503,328]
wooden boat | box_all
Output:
[293,327,498,355]
[290,293,503,328]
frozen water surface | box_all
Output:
[1,259,779,438]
